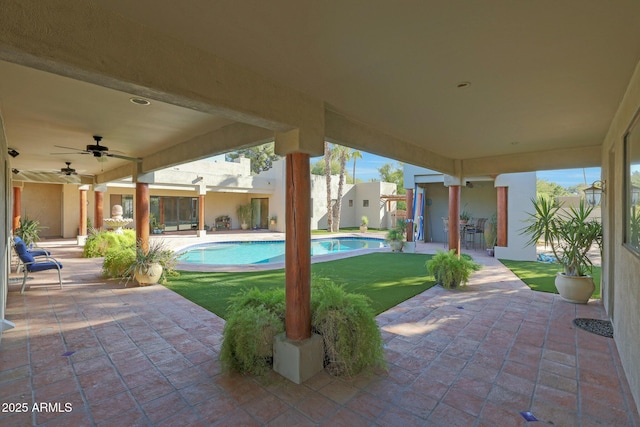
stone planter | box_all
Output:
[134,263,163,286]
[555,273,595,304]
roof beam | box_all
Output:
[462,145,601,176]
[141,122,273,174]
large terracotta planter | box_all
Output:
[134,263,163,286]
[555,273,595,304]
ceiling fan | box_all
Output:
[60,161,77,176]
[54,135,141,162]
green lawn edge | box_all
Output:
[499,259,601,299]
[165,252,436,319]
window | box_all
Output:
[625,108,640,254]
[122,195,133,219]
[349,200,353,207]
[363,200,369,207]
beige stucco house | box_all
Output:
[1,1,640,410]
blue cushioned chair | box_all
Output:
[13,236,51,272]
[13,239,63,294]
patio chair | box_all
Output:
[464,218,487,250]
[13,236,51,272]
[12,239,63,294]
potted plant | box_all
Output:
[484,214,498,256]
[16,216,42,247]
[360,216,369,233]
[459,209,471,225]
[149,214,164,234]
[125,239,177,286]
[236,204,253,230]
[426,249,481,289]
[522,197,602,303]
[268,215,277,231]
[386,225,405,252]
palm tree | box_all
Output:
[324,141,333,232]
[351,150,362,183]
[333,145,349,231]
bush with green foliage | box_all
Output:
[220,288,285,375]
[311,278,386,376]
[219,278,386,377]
[83,229,136,258]
[426,249,481,288]
[102,247,136,279]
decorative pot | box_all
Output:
[359,225,368,233]
[241,223,249,230]
[134,263,163,286]
[554,273,595,304]
[389,241,404,252]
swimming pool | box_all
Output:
[178,237,387,266]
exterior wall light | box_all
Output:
[584,180,605,207]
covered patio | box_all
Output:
[1,238,638,426]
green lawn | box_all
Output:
[165,252,435,319]
[500,259,601,299]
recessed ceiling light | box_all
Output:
[130,97,151,106]
[456,81,471,89]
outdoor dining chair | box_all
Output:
[12,238,63,294]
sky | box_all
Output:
[316,151,602,187]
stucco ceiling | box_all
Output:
[2,1,640,182]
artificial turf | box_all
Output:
[499,259,601,299]
[164,252,435,319]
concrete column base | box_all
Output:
[403,241,416,253]
[273,333,324,384]
[77,235,87,246]
[197,230,207,237]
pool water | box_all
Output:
[178,237,387,266]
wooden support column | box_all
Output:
[79,188,87,236]
[497,186,508,247]
[12,186,21,233]
[94,190,104,230]
[198,194,205,230]
[448,185,461,255]
[285,152,311,342]
[136,182,150,253]
[406,188,414,242]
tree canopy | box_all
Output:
[226,142,280,175]
[378,162,405,194]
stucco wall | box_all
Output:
[493,172,537,261]
[601,59,640,410]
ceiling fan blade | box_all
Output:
[106,153,142,162]
[54,145,89,153]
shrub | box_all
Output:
[426,249,481,288]
[311,279,386,376]
[220,288,285,375]
[84,229,135,257]
[102,246,136,279]
[219,278,386,377]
